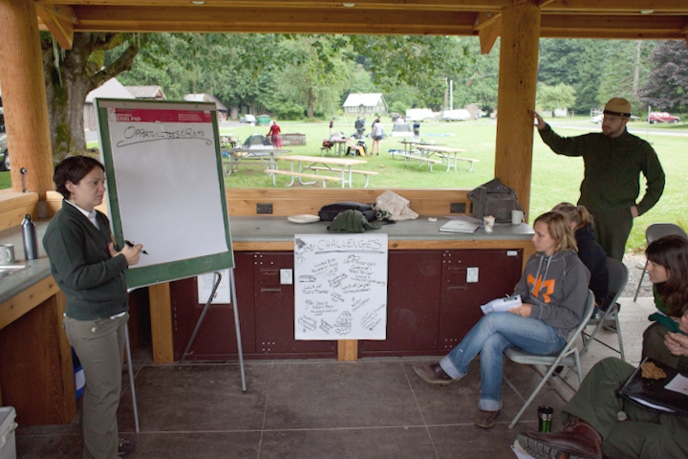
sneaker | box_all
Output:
[118,438,135,456]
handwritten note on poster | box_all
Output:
[294,234,388,340]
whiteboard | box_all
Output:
[96,99,233,289]
[294,234,388,340]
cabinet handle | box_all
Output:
[260,287,283,293]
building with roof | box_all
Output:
[342,93,387,117]
[83,78,135,130]
[184,93,229,120]
[125,85,166,100]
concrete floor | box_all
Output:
[15,297,655,459]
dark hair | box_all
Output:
[533,211,577,253]
[551,202,593,230]
[53,156,105,199]
[646,235,688,317]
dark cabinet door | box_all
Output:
[170,251,257,361]
[439,249,522,352]
[359,250,442,356]
[253,252,336,358]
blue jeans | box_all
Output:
[439,312,567,412]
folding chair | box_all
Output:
[581,257,629,360]
[503,290,595,429]
[633,223,688,301]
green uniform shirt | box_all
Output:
[539,126,665,216]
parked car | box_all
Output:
[648,112,680,124]
[239,114,256,125]
[591,114,604,124]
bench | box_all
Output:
[265,169,342,187]
[308,167,379,187]
[395,153,443,171]
[434,155,480,172]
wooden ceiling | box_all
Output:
[34,0,688,50]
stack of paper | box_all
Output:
[481,295,522,314]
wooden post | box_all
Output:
[149,282,175,363]
[494,0,541,219]
[0,0,54,199]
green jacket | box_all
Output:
[43,201,129,320]
[539,126,665,215]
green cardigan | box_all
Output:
[539,126,665,216]
[43,201,129,320]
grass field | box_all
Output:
[2,116,685,252]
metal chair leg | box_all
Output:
[633,260,649,301]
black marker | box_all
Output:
[124,240,148,255]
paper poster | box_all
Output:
[197,269,231,304]
[294,234,388,340]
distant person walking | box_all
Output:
[534,98,665,261]
[329,117,335,136]
[267,120,282,149]
[371,117,384,155]
[413,121,421,142]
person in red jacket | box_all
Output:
[267,120,282,149]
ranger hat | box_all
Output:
[603,98,632,117]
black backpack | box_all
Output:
[468,178,523,223]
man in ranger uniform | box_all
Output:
[533,98,665,261]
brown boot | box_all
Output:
[516,417,603,459]
[413,363,453,385]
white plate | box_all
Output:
[287,214,321,224]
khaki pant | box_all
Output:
[564,357,688,458]
[64,314,128,459]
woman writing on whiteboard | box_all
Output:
[414,212,589,429]
[43,156,142,458]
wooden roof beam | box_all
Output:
[474,12,501,54]
[69,6,479,35]
[35,4,75,49]
[543,0,688,15]
[541,14,688,39]
[35,0,513,12]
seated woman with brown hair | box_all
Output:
[642,234,688,372]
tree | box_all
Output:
[42,32,139,162]
[536,83,576,116]
[640,40,688,112]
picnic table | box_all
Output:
[397,140,445,155]
[266,155,376,188]
[222,147,290,176]
[414,145,479,172]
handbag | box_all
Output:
[468,178,523,223]
[318,202,376,222]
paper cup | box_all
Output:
[483,216,495,233]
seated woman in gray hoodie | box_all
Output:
[414,212,590,430]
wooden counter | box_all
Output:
[151,188,536,363]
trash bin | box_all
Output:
[0,406,17,459]
[256,115,271,126]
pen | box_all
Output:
[124,240,148,255]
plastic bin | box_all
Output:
[0,406,17,459]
